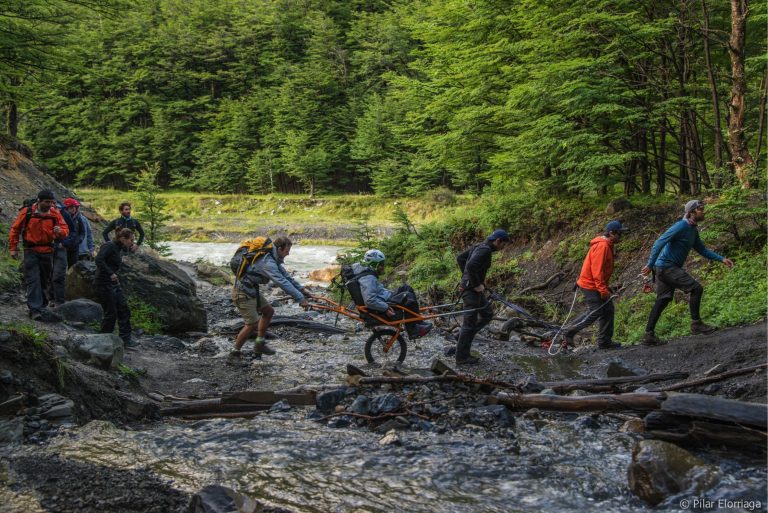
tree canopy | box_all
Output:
[3,0,765,196]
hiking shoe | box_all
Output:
[456,355,481,366]
[691,320,717,335]
[229,349,242,358]
[29,310,43,321]
[254,338,276,356]
[123,339,138,350]
[597,340,622,350]
[642,332,665,346]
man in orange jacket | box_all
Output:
[8,190,69,320]
[563,220,628,350]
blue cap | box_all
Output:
[605,220,629,233]
[487,229,510,242]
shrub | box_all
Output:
[127,298,164,334]
[0,250,22,293]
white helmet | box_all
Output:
[363,249,386,264]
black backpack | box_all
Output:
[456,243,479,273]
[339,264,376,307]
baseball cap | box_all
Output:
[605,220,629,233]
[487,229,511,242]
[37,190,56,201]
[63,197,80,208]
[684,199,705,215]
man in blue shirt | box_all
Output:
[640,200,734,345]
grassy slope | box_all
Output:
[77,188,477,242]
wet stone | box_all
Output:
[442,345,457,357]
[327,415,353,428]
[606,359,648,378]
[349,395,371,415]
[539,388,558,396]
[574,415,600,430]
[378,430,401,446]
[148,335,187,353]
[188,484,259,513]
[375,417,410,433]
[471,405,514,428]
[269,400,291,412]
[370,393,402,415]
[316,388,348,415]
[52,298,103,324]
[0,417,24,444]
[0,370,13,384]
[0,330,11,343]
[518,376,544,394]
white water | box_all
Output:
[166,242,344,280]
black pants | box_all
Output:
[22,251,53,314]
[566,287,614,343]
[66,248,79,268]
[456,289,494,360]
[97,284,132,343]
[388,284,421,335]
[645,265,703,333]
[48,248,67,304]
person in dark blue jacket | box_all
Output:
[49,201,78,306]
[640,200,734,346]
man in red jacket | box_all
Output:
[563,220,628,350]
[8,190,69,320]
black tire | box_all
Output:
[364,329,407,364]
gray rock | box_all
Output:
[67,256,207,333]
[349,395,371,415]
[378,430,401,446]
[269,400,291,412]
[606,359,648,378]
[194,338,219,356]
[54,345,69,359]
[518,376,544,394]
[188,484,259,513]
[375,417,410,433]
[370,393,402,415]
[72,333,124,370]
[574,415,600,429]
[42,401,75,419]
[539,388,558,395]
[0,331,11,343]
[148,335,186,353]
[327,415,352,428]
[442,345,457,357]
[52,298,103,324]
[316,388,348,415]
[210,318,244,334]
[0,418,24,444]
[471,405,514,428]
[569,389,590,397]
[606,197,633,214]
[0,370,13,384]
[627,440,721,506]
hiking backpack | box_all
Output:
[229,237,273,280]
[18,199,57,247]
[339,264,376,307]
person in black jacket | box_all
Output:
[95,228,136,348]
[103,202,144,249]
[455,229,510,365]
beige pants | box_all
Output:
[232,288,268,325]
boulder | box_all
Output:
[471,405,514,428]
[52,298,103,324]
[66,255,207,333]
[606,197,633,214]
[627,440,721,506]
[349,395,371,415]
[38,393,75,421]
[0,417,23,444]
[72,333,124,370]
[196,262,233,285]
[188,485,259,513]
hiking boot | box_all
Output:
[642,332,665,346]
[691,320,717,335]
[456,355,481,366]
[597,340,622,350]
[29,310,43,321]
[254,338,276,356]
[123,339,138,350]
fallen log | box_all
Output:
[493,392,665,412]
[541,372,689,394]
[348,374,519,390]
[654,363,767,392]
[269,316,346,334]
[660,392,767,428]
[161,390,316,417]
[644,411,767,450]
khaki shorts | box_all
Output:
[232,289,268,325]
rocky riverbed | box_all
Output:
[0,265,766,513]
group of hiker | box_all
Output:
[7,190,733,366]
[8,190,144,345]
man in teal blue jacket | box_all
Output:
[640,200,734,345]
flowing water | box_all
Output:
[2,242,765,512]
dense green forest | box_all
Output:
[2,0,766,196]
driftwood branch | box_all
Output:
[654,363,767,392]
[493,392,665,412]
[348,373,518,390]
[517,271,567,295]
[541,372,689,393]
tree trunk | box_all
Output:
[653,124,667,194]
[5,101,17,137]
[755,65,767,166]
[701,0,725,182]
[639,128,650,193]
[728,0,754,187]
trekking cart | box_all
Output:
[305,293,478,365]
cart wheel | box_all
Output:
[364,329,407,364]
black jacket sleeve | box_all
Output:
[462,244,492,289]
[133,220,145,246]
[103,219,117,242]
